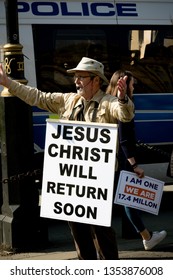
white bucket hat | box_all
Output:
[67,57,109,84]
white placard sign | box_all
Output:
[114,170,164,215]
[40,119,118,226]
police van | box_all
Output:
[0,0,173,169]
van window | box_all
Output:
[33,24,173,93]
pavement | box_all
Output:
[0,185,173,260]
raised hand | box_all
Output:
[0,63,11,88]
[117,75,128,100]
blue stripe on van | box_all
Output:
[133,93,173,144]
[32,93,173,149]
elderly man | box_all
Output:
[0,57,134,259]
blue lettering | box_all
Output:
[82,2,89,16]
[116,3,137,16]
[18,1,138,18]
[61,2,82,16]
[31,2,59,16]
[91,3,115,16]
[17,2,30,12]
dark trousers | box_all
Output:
[68,221,119,260]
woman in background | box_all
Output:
[106,70,167,250]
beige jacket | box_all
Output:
[9,80,134,123]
